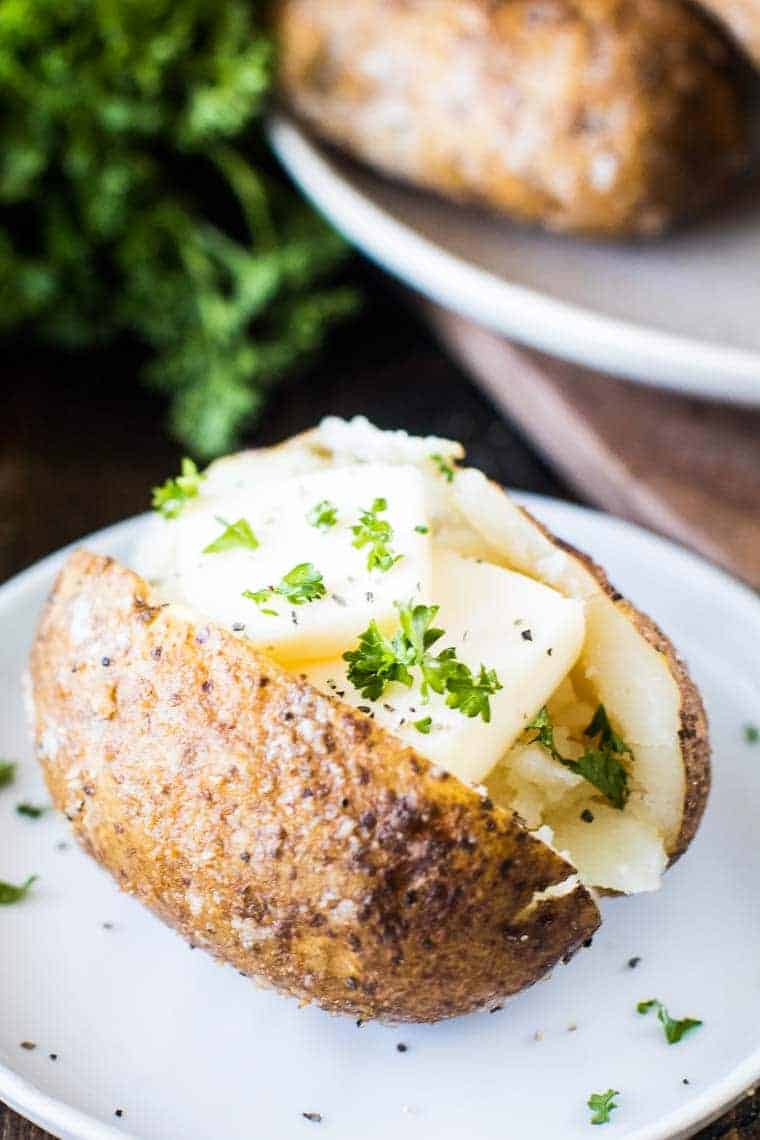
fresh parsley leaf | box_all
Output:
[527,704,630,809]
[0,761,16,788]
[637,1000,702,1044]
[413,717,432,734]
[203,516,258,554]
[351,498,402,573]
[429,453,455,482]
[152,458,204,519]
[443,663,502,723]
[308,500,338,530]
[277,563,327,605]
[243,562,326,615]
[414,524,429,534]
[568,748,629,811]
[744,723,759,744]
[16,803,48,819]
[588,1089,619,1125]
[344,621,415,700]
[343,602,501,722]
[242,588,278,616]
[0,875,37,905]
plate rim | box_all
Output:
[269,114,760,408]
[2,501,760,1140]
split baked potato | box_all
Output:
[29,418,709,1022]
[275,0,748,237]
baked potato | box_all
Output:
[28,418,709,1022]
[275,0,748,237]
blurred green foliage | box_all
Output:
[0,0,356,457]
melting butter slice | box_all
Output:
[163,463,433,663]
[305,550,586,783]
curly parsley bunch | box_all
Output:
[0,0,356,456]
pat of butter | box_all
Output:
[304,550,586,783]
[156,463,433,663]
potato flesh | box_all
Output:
[139,462,434,664]
[304,549,586,783]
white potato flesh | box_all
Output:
[453,467,685,848]
[146,463,434,664]
[304,549,585,784]
[549,804,667,894]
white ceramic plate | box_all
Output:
[270,115,760,406]
[2,500,760,1140]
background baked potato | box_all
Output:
[276,0,748,236]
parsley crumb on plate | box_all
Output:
[637,999,702,1043]
[588,1089,619,1125]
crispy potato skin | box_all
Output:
[522,509,710,865]
[275,0,747,237]
[30,551,600,1023]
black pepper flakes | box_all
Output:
[345,975,358,990]
[682,1078,690,1085]
[396,1042,408,1053]
[101,656,111,667]
[583,937,593,948]
[302,1112,322,1123]
[627,956,642,969]
[521,629,533,641]
[580,809,594,823]
[114,1109,124,1118]
[49,1053,58,1061]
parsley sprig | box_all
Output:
[588,1089,619,1125]
[0,761,16,788]
[351,498,401,573]
[343,601,502,723]
[308,500,338,530]
[429,453,456,482]
[17,803,49,819]
[0,875,37,905]
[203,516,258,554]
[637,1000,702,1044]
[527,704,631,809]
[243,562,326,614]
[152,458,205,519]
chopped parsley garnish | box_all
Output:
[243,562,326,614]
[308,500,338,530]
[429,453,455,482]
[744,723,759,744]
[588,1089,619,1125]
[343,601,502,723]
[414,524,429,534]
[414,717,433,734]
[0,875,37,905]
[351,498,402,573]
[527,703,630,809]
[440,662,501,723]
[151,458,205,519]
[0,761,16,788]
[203,516,258,554]
[637,1000,702,1044]
[16,803,48,819]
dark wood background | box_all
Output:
[1,267,756,1138]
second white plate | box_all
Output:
[270,115,760,406]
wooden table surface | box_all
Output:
[1,271,756,1138]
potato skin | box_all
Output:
[526,512,710,865]
[30,550,600,1023]
[275,0,747,237]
